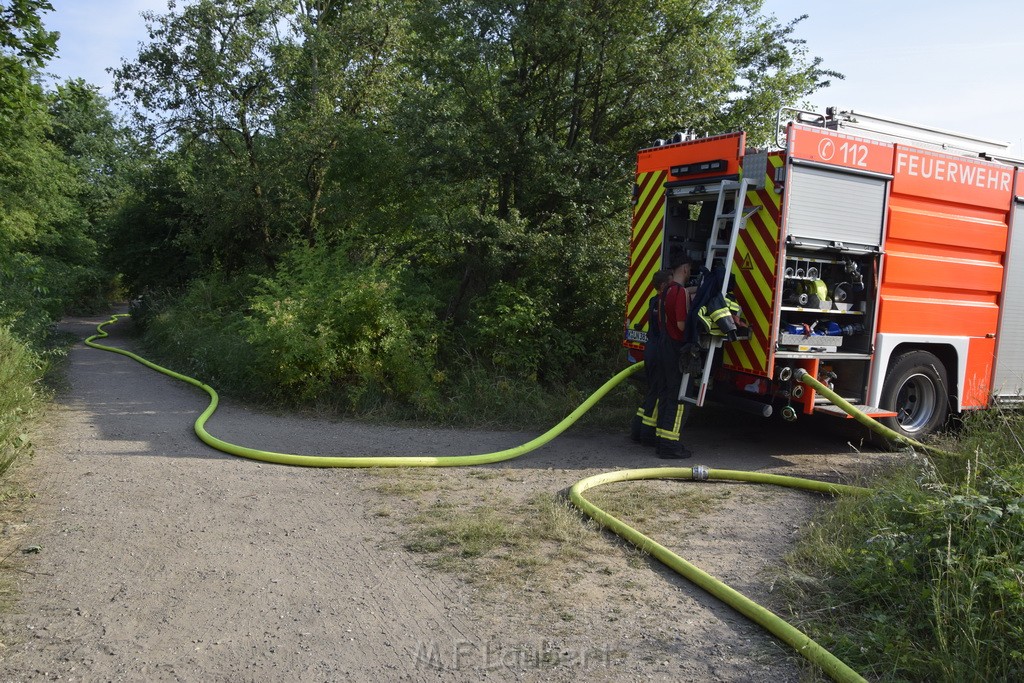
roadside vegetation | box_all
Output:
[1,1,130,481]
[14,4,1024,682]
[0,329,43,483]
[785,412,1024,682]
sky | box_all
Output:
[41,0,1024,157]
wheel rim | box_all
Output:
[894,372,937,434]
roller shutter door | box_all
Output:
[994,199,1024,399]
[785,165,886,248]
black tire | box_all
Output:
[878,350,950,441]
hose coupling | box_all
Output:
[777,366,792,382]
[781,405,798,422]
[793,368,808,382]
[791,384,804,400]
[692,465,710,481]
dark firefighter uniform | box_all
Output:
[631,283,665,445]
[655,277,692,459]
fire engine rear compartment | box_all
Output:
[626,111,1024,438]
[771,159,887,411]
[657,160,884,412]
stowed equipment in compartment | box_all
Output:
[777,250,875,355]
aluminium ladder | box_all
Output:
[680,178,758,406]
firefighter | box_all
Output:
[631,269,672,445]
[654,258,697,459]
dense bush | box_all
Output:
[244,245,441,409]
[132,244,640,426]
[135,247,441,410]
[134,273,265,399]
[0,326,44,477]
[787,413,1024,682]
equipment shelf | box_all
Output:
[780,306,863,315]
[774,351,871,360]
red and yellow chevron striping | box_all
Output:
[624,170,667,344]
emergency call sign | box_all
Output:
[788,124,894,175]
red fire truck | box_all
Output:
[624,108,1024,439]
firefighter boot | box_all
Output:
[656,439,692,459]
[655,403,692,458]
[630,412,643,443]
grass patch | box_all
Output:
[587,480,731,534]
[784,408,1024,682]
[398,480,735,593]
[364,472,440,497]
[402,492,606,585]
[406,504,520,559]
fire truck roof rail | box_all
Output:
[777,106,1016,162]
[830,108,1011,158]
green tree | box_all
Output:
[272,0,410,246]
[114,0,292,269]
[0,0,57,138]
[0,0,57,64]
[48,79,132,223]
[399,0,837,380]
[2,4,123,335]
[105,150,196,294]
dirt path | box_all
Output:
[0,312,874,681]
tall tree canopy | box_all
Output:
[110,0,837,401]
[1,1,126,338]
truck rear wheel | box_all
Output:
[878,350,949,441]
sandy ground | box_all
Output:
[0,312,878,682]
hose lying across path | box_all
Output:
[85,314,644,468]
[84,313,952,683]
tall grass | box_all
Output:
[0,326,44,478]
[785,409,1024,682]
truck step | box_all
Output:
[814,404,898,419]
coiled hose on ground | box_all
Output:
[84,313,956,682]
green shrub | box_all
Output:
[138,248,444,411]
[138,272,266,397]
[132,237,640,427]
[787,412,1024,682]
[243,246,441,409]
[464,281,554,382]
[0,326,44,477]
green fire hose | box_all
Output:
[85,314,643,467]
[84,313,922,682]
[794,368,956,459]
[570,467,868,683]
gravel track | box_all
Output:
[0,311,873,681]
